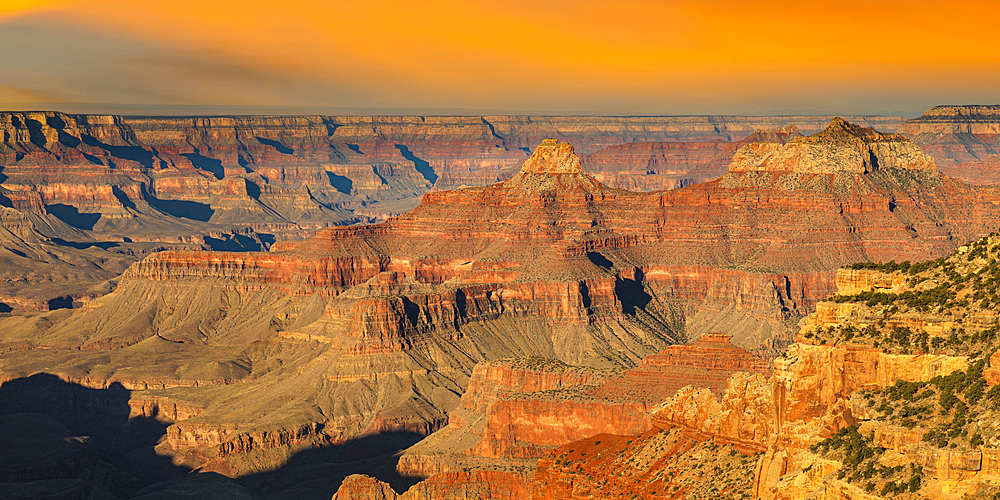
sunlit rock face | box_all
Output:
[730,117,936,174]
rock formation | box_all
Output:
[493,233,1000,500]
[588,234,1000,499]
[747,235,1000,499]
[0,111,902,309]
[730,117,935,173]
[900,105,1000,184]
[579,125,803,191]
[334,471,528,500]
[335,333,771,499]
[5,118,1000,498]
[392,334,769,480]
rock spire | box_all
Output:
[518,139,584,174]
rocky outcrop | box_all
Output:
[470,398,652,459]
[627,335,978,500]
[333,475,401,500]
[384,335,771,498]
[651,372,774,452]
[636,333,770,395]
[394,359,632,477]
[833,267,909,296]
[396,333,770,486]
[750,238,1000,499]
[518,139,583,174]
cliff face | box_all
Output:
[523,236,1000,500]
[394,358,643,477]
[396,334,768,471]
[338,334,771,499]
[749,235,1000,499]
[900,105,1000,184]
[651,372,774,451]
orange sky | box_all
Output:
[1,0,998,115]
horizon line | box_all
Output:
[0,103,924,119]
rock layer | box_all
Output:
[730,117,935,173]
[4,120,1000,495]
[900,105,1000,184]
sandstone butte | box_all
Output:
[4,117,1000,498]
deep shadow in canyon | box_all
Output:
[0,374,430,499]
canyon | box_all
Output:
[0,112,898,310]
[3,107,999,313]
[333,124,1000,500]
[4,109,1000,499]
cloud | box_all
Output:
[0,85,67,104]
[0,14,374,110]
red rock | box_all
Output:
[900,105,1000,183]
[333,474,400,500]
[532,429,759,500]
[7,120,1000,482]
[650,372,774,452]
[333,471,528,500]
[632,333,770,395]
[398,333,772,484]
[579,124,803,191]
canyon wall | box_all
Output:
[0,111,904,310]
[6,118,1000,498]
[0,112,905,228]
[901,105,1000,184]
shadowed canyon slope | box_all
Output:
[4,117,1000,498]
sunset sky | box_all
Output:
[1,0,998,116]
